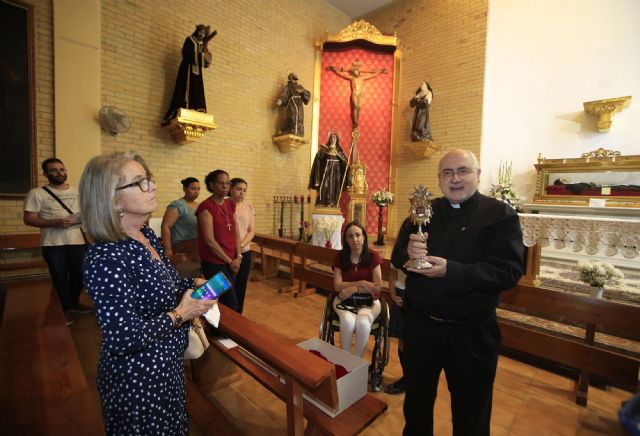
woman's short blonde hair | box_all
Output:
[79,151,151,242]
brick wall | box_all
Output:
[100,0,349,235]
[1,0,488,239]
[0,0,54,233]
[362,0,488,233]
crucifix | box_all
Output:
[326,59,387,130]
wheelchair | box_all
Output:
[319,293,390,392]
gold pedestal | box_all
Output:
[272,134,308,153]
[583,96,632,132]
[408,140,439,159]
[312,206,342,216]
[164,108,216,144]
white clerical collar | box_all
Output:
[449,202,461,209]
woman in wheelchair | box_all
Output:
[332,221,382,358]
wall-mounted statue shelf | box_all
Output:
[272,134,308,153]
[583,96,631,132]
[164,108,216,144]
[408,140,439,159]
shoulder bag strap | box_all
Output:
[42,186,74,214]
[42,186,89,244]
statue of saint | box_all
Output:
[410,82,433,142]
[276,73,311,136]
[162,25,217,126]
[326,59,387,129]
[308,133,351,207]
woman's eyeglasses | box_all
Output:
[116,176,155,192]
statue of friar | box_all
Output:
[276,73,311,137]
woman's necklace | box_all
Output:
[215,198,232,231]
[350,253,361,271]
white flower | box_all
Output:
[575,259,624,288]
[371,189,394,206]
[314,216,342,240]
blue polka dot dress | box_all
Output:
[84,227,194,435]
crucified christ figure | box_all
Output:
[326,59,387,129]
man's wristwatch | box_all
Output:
[170,309,184,328]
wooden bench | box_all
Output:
[0,278,103,433]
[498,282,640,406]
[251,233,299,289]
[0,233,48,282]
[192,304,387,435]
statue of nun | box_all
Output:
[410,82,433,142]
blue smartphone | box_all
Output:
[191,271,232,300]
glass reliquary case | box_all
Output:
[533,148,640,208]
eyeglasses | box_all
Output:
[440,167,477,180]
[116,176,155,192]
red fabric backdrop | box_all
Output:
[319,47,395,235]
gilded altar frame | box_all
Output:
[311,20,401,234]
[533,148,640,208]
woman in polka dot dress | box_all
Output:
[79,151,215,435]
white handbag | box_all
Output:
[184,317,210,360]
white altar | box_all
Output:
[311,213,344,250]
[519,206,640,302]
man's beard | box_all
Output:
[47,173,67,186]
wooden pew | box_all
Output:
[251,233,298,290]
[498,283,640,406]
[0,279,103,433]
[0,233,48,282]
[194,305,387,435]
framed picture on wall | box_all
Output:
[0,0,37,197]
[533,148,640,208]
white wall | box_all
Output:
[481,0,640,202]
[54,0,101,185]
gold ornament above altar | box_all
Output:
[164,108,216,144]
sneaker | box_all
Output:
[384,377,407,395]
[69,302,94,314]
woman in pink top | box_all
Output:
[196,169,242,312]
[229,178,255,314]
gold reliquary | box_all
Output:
[533,148,640,208]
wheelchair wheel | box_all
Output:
[319,294,337,343]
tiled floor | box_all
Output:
[69,276,631,435]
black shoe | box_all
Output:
[64,311,74,326]
[384,377,407,395]
[69,303,94,314]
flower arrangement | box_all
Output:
[575,259,624,288]
[371,189,394,206]
[314,216,342,242]
[489,161,523,212]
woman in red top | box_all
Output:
[333,221,382,357]
[196,169,242,312]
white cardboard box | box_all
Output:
[297,337,368,417]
